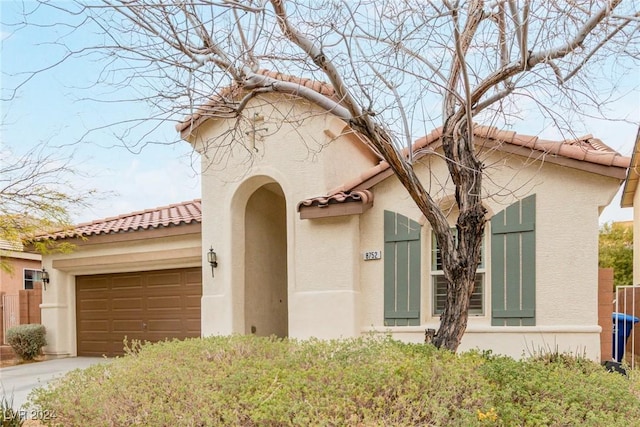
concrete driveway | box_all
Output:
[0,357,111,411]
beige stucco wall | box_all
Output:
[191,96,621,360]
[244,184,288,337]
[40,229,201,357]
[0,251,42,296]
[358,147,620,360]
[192,96,375,340]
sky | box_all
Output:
[1,2,201,223]
[1,1,638,226]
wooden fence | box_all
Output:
[0,283,42,345]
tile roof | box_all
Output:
[0,239,23,251]
[176,70,337,135]
[174,71,630,214]
[176,70,629,175]
[297,190,373,211]
[42,199,202,240]
[328,125,630,194]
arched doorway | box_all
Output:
[244,182,288,337]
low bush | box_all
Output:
[6,324,46,361]
[29,335,640,426]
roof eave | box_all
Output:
[621,127,640,208]
[350,133,629,193]
[298,200,373,220]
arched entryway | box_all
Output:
[244,182,288,337]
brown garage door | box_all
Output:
[76,268,201,357]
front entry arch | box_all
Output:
[244,182,288,337]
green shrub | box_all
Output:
[28,336,640,426]
[6,324,46,361]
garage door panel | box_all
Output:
[78,277,109,287]
[113,320,144,332]
[76,268,202,357]
[111,279,142,288]
[81,342,110,357]
[147,272,181,285]
[186,319,200,333]
[184,271,202,286]
[146,295,183,309]
[78,320,109,331]
[78,301,109,312]
[112,296,143,308]
[147,319,184,332]
[185,294,201,307]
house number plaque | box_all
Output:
[363,251,382,261]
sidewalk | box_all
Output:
[0,357,111,411]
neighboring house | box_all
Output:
[0,241,42,346]
[0,240,43,295]
[36,201,202,357]
[176,72,628,360]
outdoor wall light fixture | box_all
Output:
[41,268,50,290]
[207,247,218,277]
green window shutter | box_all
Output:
[490,195,536,326]
[384,210,421,326]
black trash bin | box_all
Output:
[612,312,639,362]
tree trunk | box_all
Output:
[432,129,487,351]
[432,207,486,350]
[432,270,476,351]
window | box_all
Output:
[24,269,42,290]
[431,231,485,316]
[384,194,536,326]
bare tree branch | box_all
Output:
[4,0,638,351]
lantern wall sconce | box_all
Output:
[207,247,218,277]
[41,268,50,290]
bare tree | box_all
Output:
[7,0,639,350]
[0,142,96,271]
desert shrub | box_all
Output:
[6,324,46,361]
[29,336,640,426]
[0,393,23,427]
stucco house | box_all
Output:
[1,241,42,350]
[39,74,629,360]
[1,240,43,296]
[177,73,628,360]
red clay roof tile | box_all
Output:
[297,190,373,211]
[42,199,201,240]
[174,72,630,212]
[176,70,337,135]
[326,125,630,195]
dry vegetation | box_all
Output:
[19,335,640,427]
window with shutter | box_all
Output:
[490,194,536,326]
[431,230,485,316]
[384,210,421,326]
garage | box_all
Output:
[76,267,202,357]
